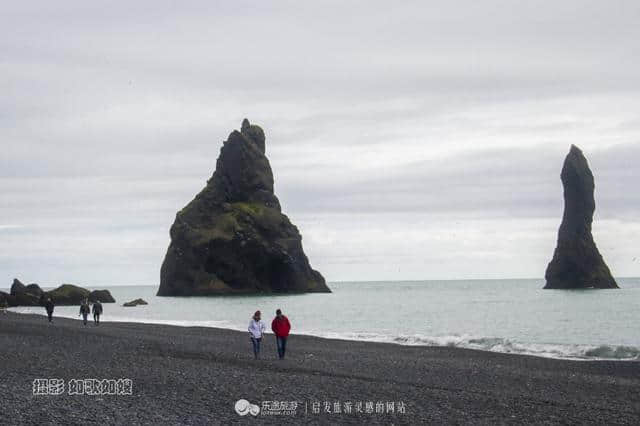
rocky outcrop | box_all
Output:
[46,284,90,305]
[0,291,13,307]
[10,279,43,306]
[10,278,26,294]
[89,289,116,303]
[157,119,329,296]
[123,298,148,307]
[47,284,116,305]
[544,145,618,289]
[3,279,116,306]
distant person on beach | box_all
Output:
[44,298,54,322]
[271,309,291,359]
[92,301,103,325]
[79,299,90,325]
[248,310,266,359]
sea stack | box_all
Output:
[157,119,330,296]
[544,145,618,289]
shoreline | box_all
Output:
[8,308,639,362]
[2,311,639,424]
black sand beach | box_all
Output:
[1,312,638,425]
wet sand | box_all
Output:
[1,312,638,424]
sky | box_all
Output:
[2,1,639,286]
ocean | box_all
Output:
[8,279,640,361]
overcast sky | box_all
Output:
[2,1,639,287]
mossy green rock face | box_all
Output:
[544,145,618,289]
[158,119,329,296]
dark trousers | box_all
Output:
[94,313,100,325]
[276,336,287,359]
[250,337,262,359]
[47,311,53,322]
[82,313,88,325]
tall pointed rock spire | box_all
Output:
[158,119,329,296]
[544,145,618,289]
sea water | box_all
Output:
[8,279,640,361]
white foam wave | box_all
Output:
[305,331,640,361]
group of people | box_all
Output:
[248,309,291,360]
[79,299,103,326]
[39,299,290,356]
[41,297,103,325]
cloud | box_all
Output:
[1,1,639,284]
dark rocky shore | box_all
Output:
[1,312,638,425]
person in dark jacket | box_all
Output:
[79,299,90,325]
[92,301,103,325]
[271,309,291,359]
[44,298,54,323]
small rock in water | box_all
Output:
[123,298,148,307]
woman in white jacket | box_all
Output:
[248,310,266,359]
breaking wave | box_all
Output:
[312,331,640,361]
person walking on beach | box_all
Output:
[44,297,55,323]
[271,309,291,359]
[79,299,90,326]
[248,310,266,359]
[92,301,103,325]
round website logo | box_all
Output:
[235,399,260,416]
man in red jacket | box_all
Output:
[271,309,291,359]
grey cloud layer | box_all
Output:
[1,1,639,284]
